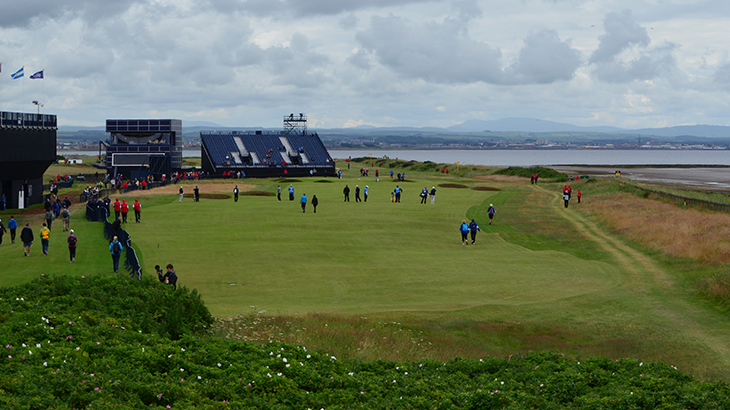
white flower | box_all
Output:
[43,362,47,367]
[197,376,202,380]
[306,354,311,359]
[283,358,287,363]
[180,368,184,372]
[217,363,221,367]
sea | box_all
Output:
[61,149,730,167]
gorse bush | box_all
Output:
[495,166,567,181]
[0,275,729,408]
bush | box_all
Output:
[0,275,728,408]
[495,166,567,181]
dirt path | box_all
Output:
[536,185,730,375]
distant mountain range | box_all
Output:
[58,118,730,141]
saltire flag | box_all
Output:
[30,70,43,79]
[11,67,23,79]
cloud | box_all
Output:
[208,0,434,17]
[505,30,583,84]
[355,15,505,84]
[589,10,649,64]
[588,10,678,83]
[355,16,582,85]
[0,0,141,28]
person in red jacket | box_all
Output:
[113,198,121,220]
[133,199,142,223]
[577,189,582,203]
[121,200,129,223]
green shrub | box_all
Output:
[495,166,567,181]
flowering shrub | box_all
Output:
[0,276,728,408]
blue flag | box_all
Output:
[30,70,43,79]
[11,67,23,79]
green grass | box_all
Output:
[6,162,730,381]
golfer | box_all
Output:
[487,204,496,225]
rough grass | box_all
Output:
[583,192,730,265]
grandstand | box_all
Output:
[201,114,335,177]
[105,119,182,179]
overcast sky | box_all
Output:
[1,0,729,129]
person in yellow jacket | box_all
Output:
[40,223,51,256]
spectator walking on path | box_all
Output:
[469,219,481,244]
[44,209,54,231]
[133,199,142,223]
[288,185,295,201]
[40,223,50,256]
[460,220,469,245]
[121,200,129,223]
[8,216,17,244]
[430,187,436,204]
[277,185,282,201]
[0,219,6,245]
[300,193,308,213]
[343,185,350,202]
[194,186,200,202]
[61,206,71,231]
[355,185,361,202]
[110,235,123,273]
[21,223,34,256]
[312,195,318,213]
[179,186,184,202]
[233,186,239,202]
[163,264,178,290]
[67,229,77,263]
[487,204,496,225]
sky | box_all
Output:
[1,0,730,129]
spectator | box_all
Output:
[312,195,318,213]
[109,235,123,273]
[8,216,17,244]
[288,185,295,201]
[40,223,50,256]
[277,185,282,201]
[194,186,200,202]
[163,264,178,290]
[111,216,122,237]
[300,193,308,213]
[468,219,481,245]
[459,220,469,245]
[487,204,496,225]
[44,209,54,231]
[67,229,77,263]
[156,265,165,283]
[233,186,239,202]
[21,223,34,256]
[61,206,71,231]
[0,219,6,245]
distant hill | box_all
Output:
[447,118,626,133]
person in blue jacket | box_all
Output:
[487,204,496,225]
[460,220,469,245]
[394,185,402,203]
[300,193,308,213]
[8,216,17,244]
[288,184,295,201]
[109,235,123,273]
[468,218,481,244]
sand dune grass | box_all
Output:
[584,193,730,265]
